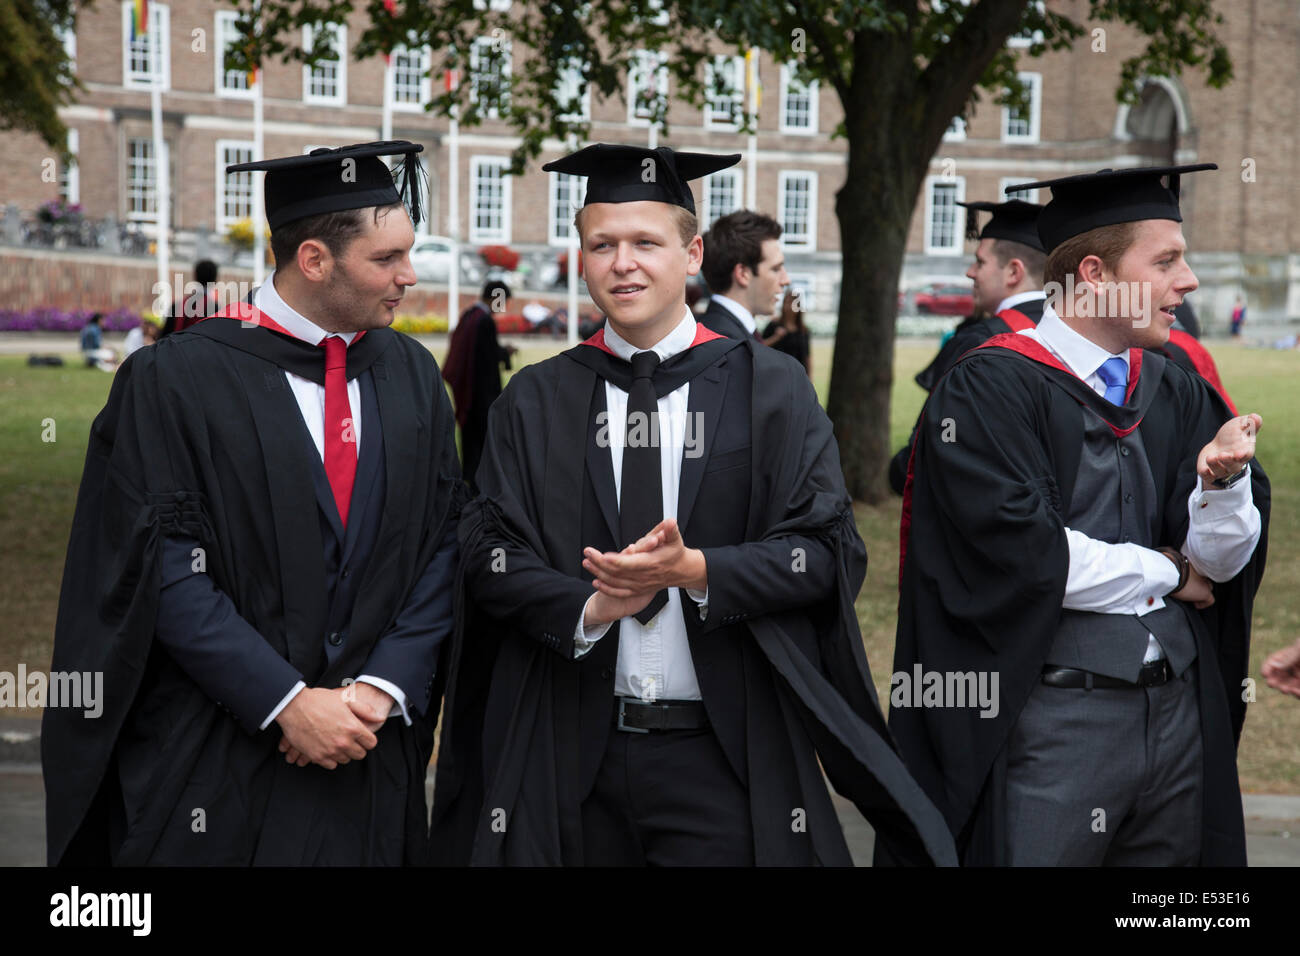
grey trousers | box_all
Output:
[1004,666,1203,866]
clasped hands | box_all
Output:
[275,681,394,770]
[582,518,707,628]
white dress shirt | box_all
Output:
[252,277,410,727]
[1018,306,1261,659]
[994,289,1046,315]
[571,311,709,701]
[709,293,757,336]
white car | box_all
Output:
[409,235,483,284]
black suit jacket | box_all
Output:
[699,296,758,342]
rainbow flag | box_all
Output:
[131,0,148,40]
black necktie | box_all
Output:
[620,350,668,624]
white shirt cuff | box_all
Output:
[573,594,613,659]
[1185,465,1261,581]
[355,675,411,726]
[684,586,708,621]
[261,680,306,730]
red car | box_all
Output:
[912,283,974,316]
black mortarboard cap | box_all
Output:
[1005,163,1216,252]
[227,140,425,230]
[957,199,1045,252]
[541,144,740,216]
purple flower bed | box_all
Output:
[0,308,142,332]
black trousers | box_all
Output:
[580,724,754,866]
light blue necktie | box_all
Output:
[1097,356,1128,406]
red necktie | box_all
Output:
[322,335,357,526]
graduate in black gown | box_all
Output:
[890,199,1046,494]
[429,143,955,867]
[43,141,463,865]
[443,280,516,491]
[888,165,1269,866]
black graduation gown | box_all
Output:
[42,318,465,865]
[429,334,957,866]
[887,336,1269,865]
[891,298,1046,495]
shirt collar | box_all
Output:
[709,294,756,335]
[995,289,1046,315]
[603,310,697,364]
[254,274,358,346]
[1033,302,1127,382]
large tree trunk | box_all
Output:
[826,41,925,505]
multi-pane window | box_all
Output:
[1002,72,1041,143]
[303,23,346,105]
[470,36,512,118]
[627,49,667,125]
[390,46,431,110]
[925,176,966,255]
[122,2,169,89]
[217,142,254,230]
[470,157,510,243]
[126,137,166,222]
[779,64,818,134]
[548,172,586,245]
[778,171,817,251]
[704,56,743,130]
[215,12,252,97]
[555,59,590,122]
[999,177,1040,205]
[58,130,79,205]
[702,170,741,230]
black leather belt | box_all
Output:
[1041,660,1173,690]
[615,697,709,733]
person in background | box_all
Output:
[761,288,812,378]
[122,320,159,358]
[79,313,116,370]
[1230,296,1247,337]
[162,259,221,336]
[699,210,789,341]
[442,280,518,491]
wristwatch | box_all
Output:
[1158,547,1190,596]
[1211,466,1249,490]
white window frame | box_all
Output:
[215,140,256,232]
[701,169,742,230]
[469,35,512,119]
[924,174,966,256]
[999,177,1040,205]
[302,23,347,106]
[555,59,591,123]
[59,129,80,205]
[547,171,586,246]
[778,170,817,252]
[214,11,254,99]
[778,63,818,135]
[389,44,432,112]
[943,115,966,142]
[57,21,76,74]
[121,2,169,90]
[469,155,511,244]
[627,49,668,127]
[1001,71,1041,143]
[704,55,744,131]
[472,0,512,9]
[125,136,169,224]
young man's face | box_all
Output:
[320,207,417,332]
[1101,218,1197,349]
[966,238,1014,315]
[742,238,789,318]
[580,200,702,342]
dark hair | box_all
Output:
[780,288,806,333]
[269,203,403,268]
[1043,222,1137,294]
[701,211,782,294]
[481,280,511,306]
[195,259,219,285]
[990,239,1046,287]
[88,312,103,325]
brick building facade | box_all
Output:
[2,0,1296,326]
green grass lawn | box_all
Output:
[2,337,1296,791]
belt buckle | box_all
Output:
[616,697,650,734]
